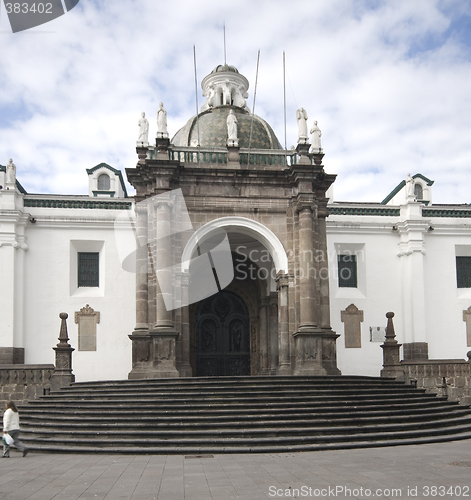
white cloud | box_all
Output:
[0,0,470,204]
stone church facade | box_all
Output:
[1,64,471,383]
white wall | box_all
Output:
[22,206,135,381]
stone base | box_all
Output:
[293,331,328,376]
[403,342,429,360]
[0,347,25,364]
[128,329,180,379]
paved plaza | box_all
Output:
[0,439,470,500]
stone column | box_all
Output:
[150,196,179,377]
[179,272,192,377]
[276,273,291,375]
[134,203,149,332]
[259,297,269,374]
[155,197,174,329]
[298,204,317,330]
[269,297,278,375]
[293,201,327,375]
[52,313,75,391]
[317,202,331,329]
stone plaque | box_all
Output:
[341,303,363,348]
[75,304,100,351]
[463,306,471,347]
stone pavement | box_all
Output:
[0,440,470,500]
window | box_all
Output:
[338,254,357,288]
[457,256,471,288]
[414,184,423,200]
[97,173,110,191]
[78,252,99,287]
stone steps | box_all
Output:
[18,376,471,454]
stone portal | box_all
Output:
[126,63,340,378]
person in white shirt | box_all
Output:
[3,401,28,458]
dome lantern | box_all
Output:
[200,64,250,112]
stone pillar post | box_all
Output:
[298,204,317,330]
[381,312,404,380]
[52,313,75,391]
[317,202,331,329]
[293,201,327,375]
[259,297,269,374]
[269,297,279,375]
[155,197,174,329]
[148,196,179,377]
[179,272,192,377]
[276,273,291,375]
[135,203,149,332]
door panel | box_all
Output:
[196,291,250,376]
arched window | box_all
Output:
[97,173,110,191]
[414,183,423,200]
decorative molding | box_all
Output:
[329,206,400,216]
[24,198,132,210]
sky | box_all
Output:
[0,0,470,204]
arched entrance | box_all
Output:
[195,290,250,376]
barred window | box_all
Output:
[78,252,99,287]
[338,254,357,288]
[456,256,471,288]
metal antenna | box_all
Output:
[248,50,260,163]
[193,45,201,165]
[223,22,227,65]
[283,51,287,153]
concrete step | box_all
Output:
[18,375,471,454]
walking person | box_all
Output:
[3,401,28,458]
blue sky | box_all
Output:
[0,0,470,203]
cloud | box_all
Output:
[0,0,470,203]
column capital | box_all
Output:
[275,272,289,289]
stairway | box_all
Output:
[18,376,471,454]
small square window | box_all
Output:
[456,256,471,288]
[78,252,99,287]
[338,254,357,288]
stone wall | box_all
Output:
[400,360,471,405]
[0,364,55,405]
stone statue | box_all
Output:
[310,120,322,152]
[157,102,168,138]
[406,173,415,198]
[296,108,309,143]
[5,158,16,185]
[137,112,149,145]
[227,109,238,146]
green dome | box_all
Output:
[172,106,282,150]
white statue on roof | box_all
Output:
[5,158,16,185]
[406,173,416,199]
[310,120,322,153]
[137,112,149,145]
[227,110,239,147]
[296,108,309,144]
[157,102,168,138]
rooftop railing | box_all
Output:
[163,147,300,166]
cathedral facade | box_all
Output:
[1,65,471,382]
